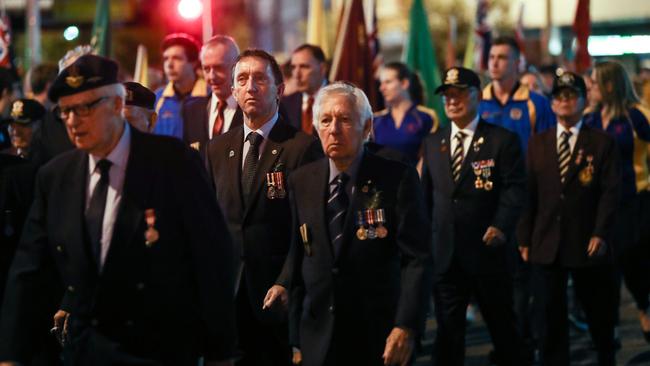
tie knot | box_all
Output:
[96,159,112,182]
[247,132,263,147]
[217,99,227,112]
[454,131,466,142]
[561,130,572,140]
[334,172,349,187]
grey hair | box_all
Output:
[312,81,373,130]
[200,35,240,60]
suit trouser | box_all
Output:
[431,260,525,366]
[534,263,616,366]
[612,193,650,315]
[235,278,292,366]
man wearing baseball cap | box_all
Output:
[421,67,527,365]
[1,99,46,159]
[0,54,236,366]
[123,81,157,133]
[517,71,619,365]
[153,33,208,139]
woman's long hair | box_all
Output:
[382,62,424,106]
[593,61,640,119]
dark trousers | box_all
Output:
[612,193,650,314]
[535,263,616,366]
[431,260,525,366]
[235,281,292,366]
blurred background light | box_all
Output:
[63,25,79,41]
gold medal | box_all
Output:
[579,168,593,185]
[475,177,484,189]
[356,227,368,240]
[145,227,159,247]
[484,180,493,191]
[376,225,387,238]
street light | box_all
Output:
[177,0,203,20]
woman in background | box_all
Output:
[373,62,438,166]
[585,60,650,343]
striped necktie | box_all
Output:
[451,131,466,182]
[327,173,349,255]
[558,130,572,183]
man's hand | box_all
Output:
[382,327,413,366]
[482,226,506,246]
[518,246,529,262]
[292,347,302,365]
[52,310,69,346]
[587,236,607,257]
[262,285,288,310]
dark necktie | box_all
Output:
[327,173,349,256]
[302,96,314,135]
[85,159,112,268]
[558,130,572,183]
[451,131,466,182]
[242,132,263,203]
[212,99,227,138]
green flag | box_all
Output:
[91,0,110,56]
[402,0,445,126]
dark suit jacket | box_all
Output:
[516,125,620,267]
[30,110,74,167]
[280,92,303,130]
[182,96,244,162]
[286,152,432,366]
[206,117,322,324]
[0,127,236,365]
[421,120,525,275]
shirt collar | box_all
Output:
[450,115,479,138]
[88,122,131,174]
[557,119,583,138]
[243,111,279,142]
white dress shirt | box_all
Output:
[208,94,238,139]
[241,112,279,169]
[450,115,479,161]
[556,120,583,155]
[86,122,131,270]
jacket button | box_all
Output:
[329,305,335,314]
[91,319,99,326]
[67,285,75,292]
[125,320,134,327]
[331,268,339,275]
[556,215,561,221]
[560,194,565,200]
[56,245,63,253]
[136,282,145,290]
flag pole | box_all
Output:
[26,0,42,70]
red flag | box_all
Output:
[573,0,591,73]
[329,0,377,108]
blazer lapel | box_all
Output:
[228,126,245,216]
[309,159,333,260]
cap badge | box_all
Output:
[65,66,84,88]
[560,73,574,85]
[10,100,24,119]
[445,69,459,85]
[126,89,134,102]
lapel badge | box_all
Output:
[361,179,373,194]
[441,139,448,153]
[272,149,278,155]
[473,136,484,152]
[300,223,312,256]
[579,155,594,186]
[190,142,200,151]
[144,209,159,247]
[228,150,235,158]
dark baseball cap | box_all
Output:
[124,82,156,110]
[551,71,587,98]
[8,99,46,124]
[48,54,119,102]
[435,67,481,94]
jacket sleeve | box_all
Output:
[394,166,433,334]
[592,136,621,240]
[491,131,526,237]
[516,138,539,247]
[176,145,237,361]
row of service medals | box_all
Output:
[356,208,388,240]
[472,160,495,191]
[266,171,287,199]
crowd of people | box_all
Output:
[0,31,649,366]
